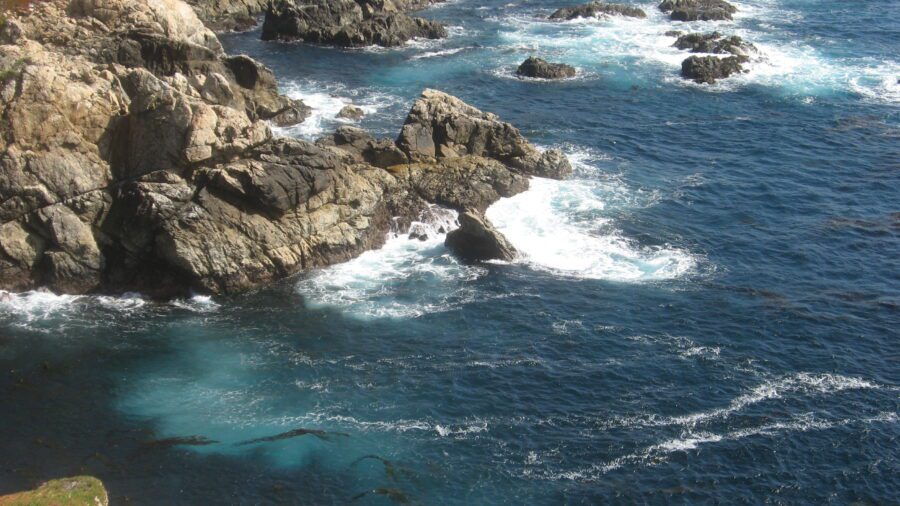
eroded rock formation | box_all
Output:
[681,55,745,84]
[445,211,517,262]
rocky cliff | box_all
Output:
[0,0,569,297]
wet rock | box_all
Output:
[681,55,745,83]
[338,104,366,120]
[674,32,755,58]
[516,56,577,80]
[396,89,572,178]
[261,0,447,48]
[658,0,736,21]
[550,1,646,20]
[445,210,517,262]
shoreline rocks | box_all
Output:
[445,211,517,262]
[549,2,646,20]
[0,2,569,297]
[517,56,577,80]
[261,0,447,48]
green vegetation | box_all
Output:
[0,476,108,506]
[0,57,25,82]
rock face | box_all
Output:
[0,1,568,297]
[658,0,736,21]
[0,476,108,506]
[516,57,577,80]
[673,32,756,58]
[261,0,447,47]
[681,55,745,83]
[549,2,647,20]
[445,211,517,262]
[396,89,573,179]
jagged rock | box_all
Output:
[12,0,308,127]
[673,32,755,58]
[318,126,409,168]
[681,55,744,84]
[338,104,365,120]
[665,30,684,37]
[516,57,577,80]
[396,89,572,179]
[445,211,517,262]
[658,0,736,21]
[261,0,447,47]
[549,2,647,20]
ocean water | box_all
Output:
[1,0,898,503]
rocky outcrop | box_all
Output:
[681,55,745,84]
[549,2,647,20]
[261,0,447,47]
[673,32,756,58]
[658,0,736,21]
[516,57,577,80]
[0,476,108,506]
[9,0,308,127]
[445,211,517,262]
[185,0,268,32]
[396,89,572,179]
[0,1,568,297]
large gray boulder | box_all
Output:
[445,211,517,262]
[396,89,572,179]
[549,2,646,20]
[658,0,736,21]
[681,55,745,84]
[261,0,447,47]
[516,57,577,80]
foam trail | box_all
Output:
[296,206,487,318]
[486,178,695,282]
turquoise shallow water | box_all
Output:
[1,0,898,503]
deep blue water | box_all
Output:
[1,0,898,503]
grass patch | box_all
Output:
[0,476,108,506]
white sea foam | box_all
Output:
[525,410,898,482]
[296,206,490,318]
[274,80,406,139]
[486,177,696,282]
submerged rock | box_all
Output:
[0,476,108,506]
[549,1,647,20]
[397,89,573,178]
[516,56,577,80]
[658,0,736,21]
[673,32,756,58]
[261,0,447,47]
[445,211,517,262]
[681,55,745,83]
